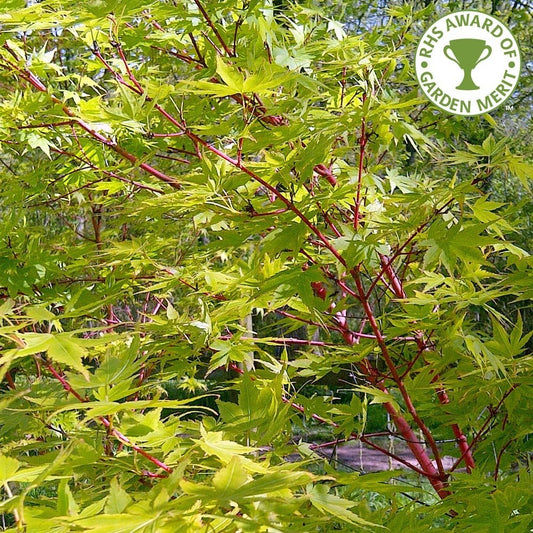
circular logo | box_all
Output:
[415,11,520,116]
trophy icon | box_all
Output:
[443,39,492,90]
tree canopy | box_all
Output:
[0,0,531,531]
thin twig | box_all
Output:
[192,0,234,56]
[46,362,172,474]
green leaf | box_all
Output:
[215,55,243,93]
[73,514,159,533]
[25,305,56,322]
[195,427,269,473]
[166,302,179,320]
[11,333,53,357]
[57,479,80,516]
[465,334,507,376]
[309,484,382,528]
[351,385,400,411]
[0,0,25,12]
[0,455,21,483]
[197,429,257,462]
[50,398,212,419]
[25,132,54,158]
[212,456,250,500]
[104,477,132,514]
[47,334,89,379]
[235,470,312,499]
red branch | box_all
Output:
[227,363,430,477]
[350,270,450,494]
[379,254,475,472]
[449,384,519,473]
[46,362,172,475]
[1,44,180,190]
[192,0,234,57]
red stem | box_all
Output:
[449,384,518,473]
[379,254,475,472]
[493,439,514,481]
[351,271,449,489]
[365,199,454,299]
[380,255,475,472]
[46,362,172,474]
[192,0,234,56]
[227,363,431,477]
[1,53,180,189]
[5,371,16,390]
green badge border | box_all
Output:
[414,9,522,117]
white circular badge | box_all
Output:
[415,11,521,116]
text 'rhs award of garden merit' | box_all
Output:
[415,11,520,116]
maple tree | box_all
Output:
[0,0,531,531]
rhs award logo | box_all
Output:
[415,11,520,116]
